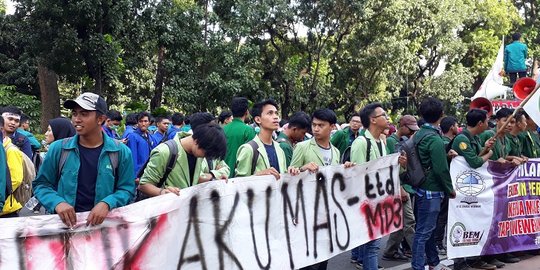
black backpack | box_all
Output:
[340,135,372,164]
[397,132,436,187]
[135,139,179,201]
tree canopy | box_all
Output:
[0,0,532,130]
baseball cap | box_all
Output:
[399,115,420,131]
[64,92,107,114]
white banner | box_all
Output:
[448,157,540,259]
[0,154,401,269]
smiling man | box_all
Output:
[33,92,135,228]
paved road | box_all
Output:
[325,235,540,270]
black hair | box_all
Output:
[251,99,279,118]
[417,118,426,127]
[20,114,29,124]
[137,112,151,122]
[514,109,527,122]
[521,109,530,120]
[349,112,361,121]
[0,106,22,116]
[495,108,514,120]
[106,110,123,122]
[312,109,337,125]
[418,97,444,124]
[190,112,215,129]
[192,123,227,160]
[155,115,171,124]
[231,97,249,118]
[288,111,311,129]
[466,109,488,127]
[125,113,138,125]
[279,119,287,127]
[440,116,458,134]
[359,103,383,128]
[512,32,521,41]
[218,111,232,124]
[171,112,185,126]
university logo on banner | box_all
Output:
[448,157,540,259]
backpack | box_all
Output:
[340,135,372,163]
[135,139,178,201]
[397,132,436,187]
[58,138,120,181]
[4,142,36,206]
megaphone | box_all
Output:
[470,97,493,116]
[513,77,536,100]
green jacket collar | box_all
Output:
[62,132,119,152]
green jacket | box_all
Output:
[290,138,340,167]
[176,131,230,179]
[416,125,453,194]
[276,132,294,167]
[224,118,257,177]
[479,129,510,160]
[139,134,208,189]
[507,133,523,157]
[33,133,135,214]
[386,133,400,154]
[452,129,484,169]
[331,127,358,157]
[519,131,540,158]
[350,129,387,164]
[235,135,287,177]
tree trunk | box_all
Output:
[37,63,60,133]
[151,45,166,110]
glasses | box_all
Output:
[372,113,388,119]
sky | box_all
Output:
[5,0,14,15]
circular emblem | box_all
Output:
[450,222,466,245]
[455,170,485,196]
[459,142,468,150]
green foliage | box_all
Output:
[0,0,533,126]
[125,101,147,113]
[151,107,169,117]
[0,84,41,125]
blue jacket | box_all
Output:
[9,131,32,159]
[33,133,135,213]
[122,125,136,139]
[126,129,156,175]
[102,125,119,139]
[504,41,528,73]
[167,126,180,140]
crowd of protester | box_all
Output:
[1,90,540,270]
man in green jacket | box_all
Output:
[291,109,353,270]
[139,123,227,196]
[331,112,362,158]
[33,92,136,228]
[382,114,418,262]
[505,109,528,162]
[290,109,344,171]
[224,97,256,178]
[504,32,528,84]
[451,109,498,270]
[235,99,298,178]
[386,115,419,154]
[520,111,540,158]
[350,103,407,270]
[278,111,311,167]
[478,108,522,164]
[412,98,455,270]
